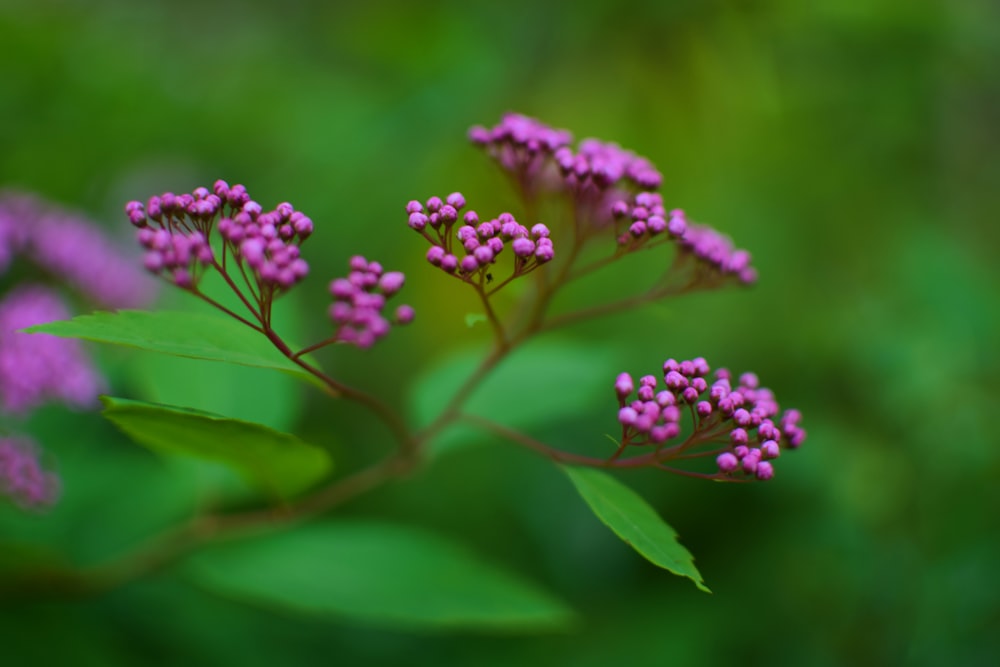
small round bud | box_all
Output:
[761,440,780,459]
[378,271,405,295]
[395,304,415,324]
[614,373,634,398]
[618,407,638,425]
[535,244,554,262]
[717,452,739,473]
[426,246,445,265]
[459,255,479,273]
[531,223,550,238]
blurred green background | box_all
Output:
[2,0,998,664]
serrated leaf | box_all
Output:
[410,341,621,458]
[562,466,710,593]
[187,521,576,632]
[100,397,331,500]
[23,310,318,385]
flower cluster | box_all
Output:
[0,436,60,509]
[469,113,759,279]
[614,357,804,481]
[126,181,312,293]
[555,138,662,193]
[608,191,757,285]
[407,193,554,285]
[678,221,757,285]
[610,191,688,247]
[0,190,154,308]
[0,285,105,414]
[328,256,414,348]
[468,113,572,194]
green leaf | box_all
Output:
[187,521,576,632]
[100,397,332,500]
[410,340,621,458]
[562,466,710,593]
[130,353,303,433]
[23,310,318,385]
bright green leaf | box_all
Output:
[23,310,318,386]
[187,520,577,632]
[100,397,332,500]
[562,466,710,593]
[410,340,621,458]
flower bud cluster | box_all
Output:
[407,193,554,285]
[610,191,688,246]
[469,113,572,186]
[126,181,313,292]
[555,138,662,192]
[609,192,757,285]
[0,436,60,509]
[0,285,104,415]
[678,221,757,285]
[614,357,804,481]
[328,256,414,348]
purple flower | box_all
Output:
[469,113,573,196]
[0,435,60,509]
[327,256,413,348]
[128,181,312,294]
[407,194,555,287]
[677,219,758,285]
[0,190,155,308]
[555,138,662,192]
[610,356,804,481]
[0,285,105,414]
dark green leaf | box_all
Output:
[188,521,576,632]
[100,397,331,499]
[23,310,317,385]
[562,466,710,593]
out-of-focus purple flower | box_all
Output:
[611,356,804,481]
[469,113,572,197]
[327,256,413,349]
[0,190,155,308]
[0,435,60,509]
[677,219,758,285]
[0,285,105,414]
[555,138,662,193]
[407,193,554,288]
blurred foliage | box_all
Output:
[1,0,998,664]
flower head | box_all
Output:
[555,138,662,193]
[0,285,105,414]
[612,357,804,481]
[126,181,312,294]
[469,113,572,196]
[327,256,413,348]
[407,193,554,288]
